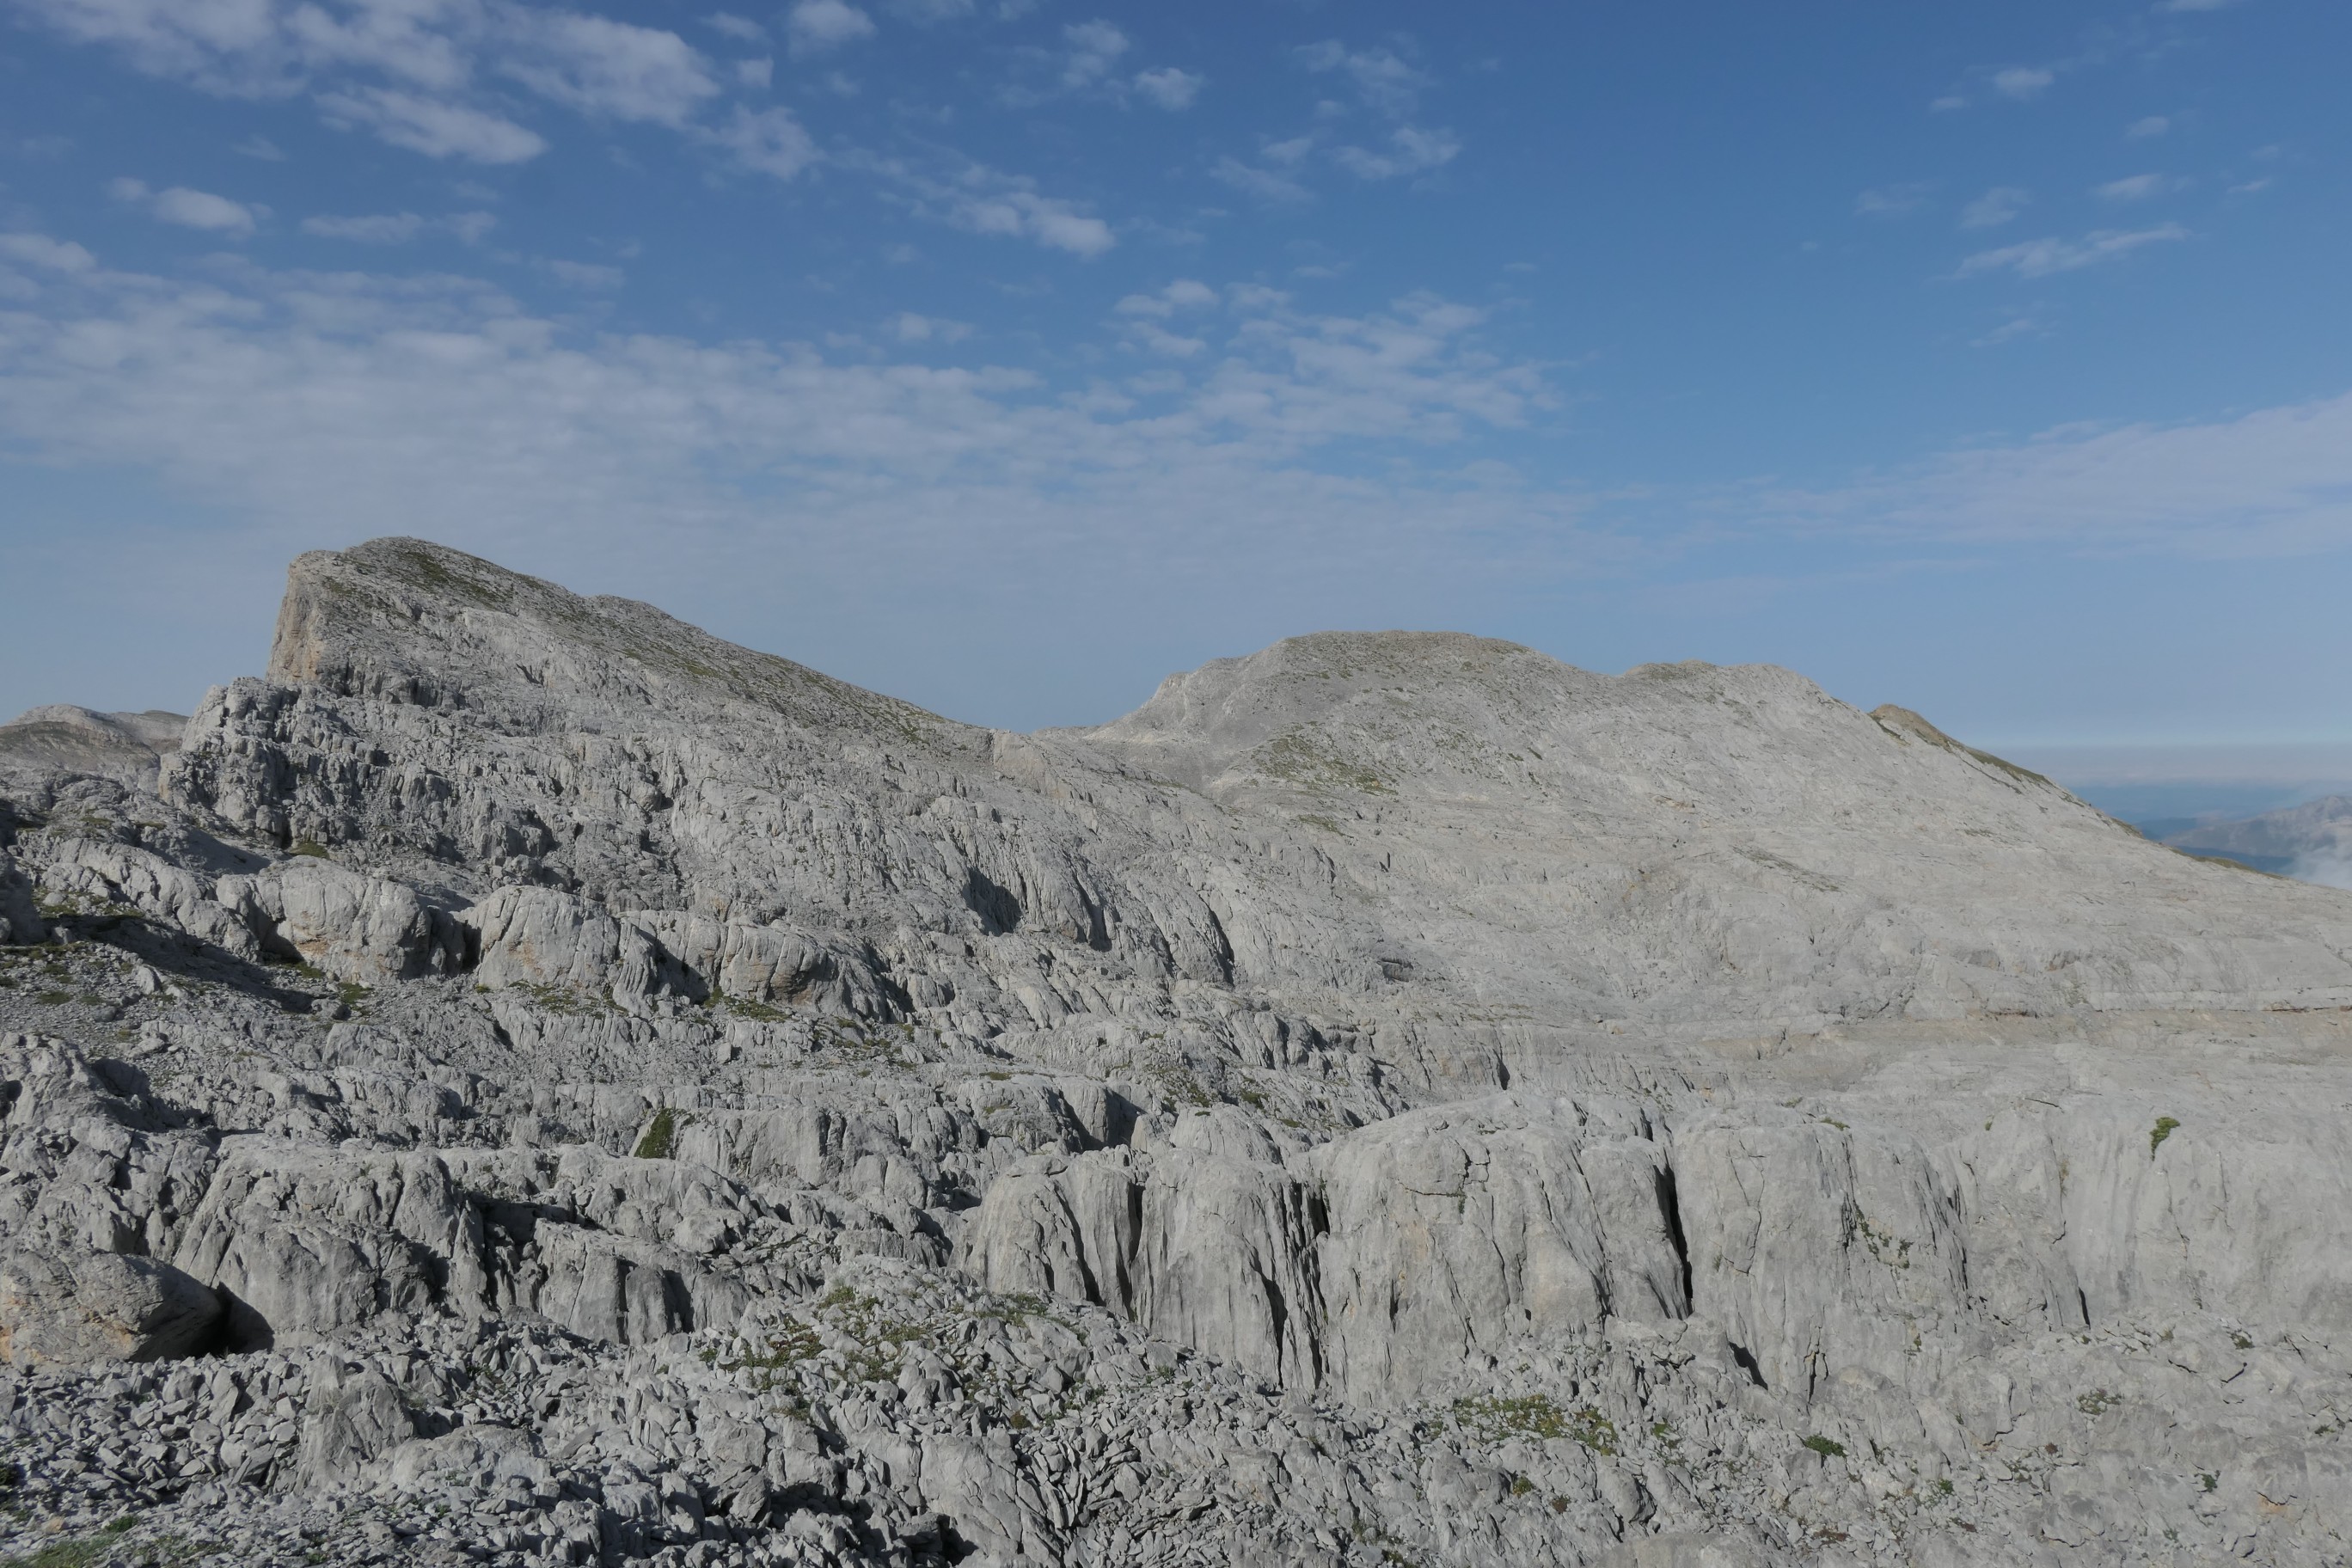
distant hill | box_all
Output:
[2166,793,2352,885]
[0,703,186,787]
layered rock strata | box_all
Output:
[0,537,2347,1568]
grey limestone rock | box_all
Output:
[0,849,41,945]
[1,536,2349,1567]
[217,856,461,983]
[0,704,186,789]
[0,1243,220,1365]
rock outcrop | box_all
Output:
[1,536,2349,1568]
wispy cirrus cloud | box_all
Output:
[1991,66,2055,100]
[2093,173,2171,203]
[1333,126,1460,181]
[315,85,547,162]
[846,153,1115,255]
[1763,391,2352,559]
[1956,224,2186,279]
[14,0,723,159]
[1959,187,2030,230]
[1855,182,1932,217]
[301,210,496,244]
[0,234,1566,628]
[1298,40,1426,117]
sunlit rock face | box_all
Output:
[3,536,2349,1566]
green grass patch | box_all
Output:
[634,1106,685,1160]
[1802,1435,1847,1459]
[1453,1395,1618,1455]
[2150,1116,2180,1154]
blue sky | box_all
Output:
[2,0,2348,762]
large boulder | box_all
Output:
[171,1142,486,1349]
[0,1245,221,1366]
[217,857,458,983]
[459,885,674,1001]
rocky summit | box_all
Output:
[1,538,2348,1568]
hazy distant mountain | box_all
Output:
[2166,793,2352,886]
[0,703,186,787]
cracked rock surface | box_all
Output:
[1,537,2348,1567]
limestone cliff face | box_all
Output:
[174,539,2352,1043]
[0,536,2348,1567]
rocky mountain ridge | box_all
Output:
[1,537,2348,1568]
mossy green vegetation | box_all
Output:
[634,1106,685,1160]
[1452,1395,1619,1455]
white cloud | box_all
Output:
[544,258,622,290]
[108,177,259,236]
[1956,224,2186,279]
[1959,187,2030,230]
[18,0,748,163]
[302,211,426,243]
[786,0,876,55]
[497,12,718,126]
[1333,126,1461,181]
[891,312,971,343]
[1210,156,1309,205]
[2127,116,2170,139]
[1128,323,1204,358]
[1970,315,2047,348]
[2161,0,2239,10]
[736,57,772,89]
[317,87,548,163]
[705,106,819,179]
[0,243,1569,630]
[302,210,497,244]
[1855,182,1931,217]
[2094,173,2168,202]
[964,193,1113,258]
[1992,66,2055,100]
[1060,20,1127,88]
[1930,95,1967,112]
[1772,391,2352,557]
[0,233,96,273]
[1299,40,1425,117]
[234,134,286,161]
[704,13,765,42]
[854,154,1116,255]
[1113,279,1217,317]
[1131,67,1200,110]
